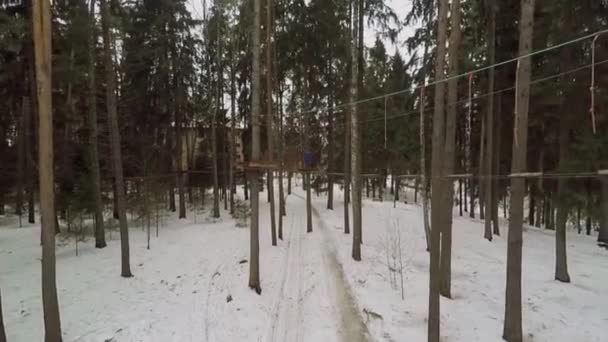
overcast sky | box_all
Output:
[186,0,415,58]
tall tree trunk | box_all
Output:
[266,0,277,245]
[101,0,132,278]
[174,50,186,220]
[0,288,6,342]
[484,0,497,241]
[350,0,362,261]
[492,92,502,234]
[478,115,486,221]
[16,98,25,220]
[420,51,431,252]
[86,0,106,248]
[529,185,536,226]
[599,179,608,245]
[555,97,571,283]
[327,48,335,211]
[249,0,262,294]
[439,0,461,299]
[278,85,285,240]
[469,182,475,218]
[343,1,352,236]
[33,0,63,338]
[429,0,449,339]
[211,6,221,219]
[229,36,237,216]
[26,37,36,225]
[504,1,535,341]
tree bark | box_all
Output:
[343,1,352,236]
[327,48,335,211]
[504,1,535,341]
[101,0,132,278]
[33,0,63,338]
[350,0,362,261]
[555,103,571,282]
[249,0,262,294]
[439,0,461,299]
[484,0,497,242]
[429,0,449,339]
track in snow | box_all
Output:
[267,191,370,342]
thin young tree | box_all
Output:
[266,0,278,245]
[33,0,63,338]
[351,0,362,261]
[503,0,535,341]
[484,0,497,241]
[343,0,352,236]
[87,0,106,248]
[100,0,132,278]
[554,44,573,283]
[439,0,461,299]
[249,0,262,294]
[428,0,449,339]
[0,289,6,342]
[211,3,221,219]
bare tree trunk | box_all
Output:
[599,179,608,245]
[492,92,502,234]
[249,0,262,294]
[327,48,335,211]
[101,0,132,278]
[504,1,535,341]
[33,0,63,338]
[555,102,571,282]
[350,0,361,260]
[278,85,285,239]
[211,5,221,219]
[484,0,497,241]
[26,42,36,225]
[439,0,461,299]
[0,289,6,342]
[266,0,277,245]
[229,35,237,216]
[174,51,186,220]
[479,115,486,221]
[419,46,431,252]
[428,0,449,339]
[16,98,26,220]
[86,0,107,248]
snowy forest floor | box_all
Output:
[1,182,607,342]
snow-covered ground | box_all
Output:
[1,183,607,341]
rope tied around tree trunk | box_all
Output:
[590,34,601,135]
[514,60,521,148]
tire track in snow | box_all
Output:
[291,191,371,342]
[267,202,304,342]
[311,204,371,342]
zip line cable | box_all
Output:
[360,57,608,125]
[273,27,608,119]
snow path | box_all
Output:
[267,191,370,342]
